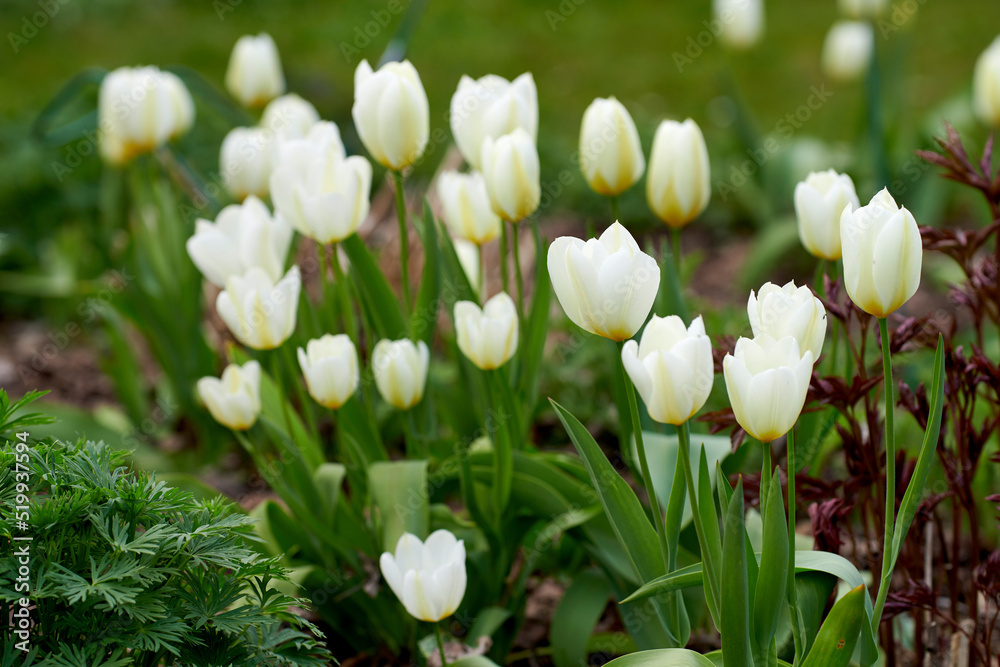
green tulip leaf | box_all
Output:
[753,472,788,649]
[800,585,867,667]
[601,649,717,667]
[368,460,429,549]
[551,569,614,667]
[720,477,753,667]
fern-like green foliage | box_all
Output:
[0,390,333,667]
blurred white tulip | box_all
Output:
[437,170,502,245]
[225,33,285,108]
[454,238,482,295]
[454,292,518,370]
[187,195,292,288]
[352,59,429,170]
[297,334,360,409]
[714,0,764,50]
[748,281,827,361]
[646,119,711,228]
[840,189,922,318]
[822,22,874,82]
[974,37,1000,127]
[547,222,660,341]
[270,122,371,244]
[579,97,645,196]
[449,72,538,169]
[723,335,813,443]
[621,315,714,425]
[838,0,888,20]
[219,127,278,200]
[372,338,430,410]
[217,266,301,350]
[793,169,860,260]
[261,93,320,141]
[379,530,466,622]
[480,128,541,222]
[98,66,194,164]
[197,361,261,430]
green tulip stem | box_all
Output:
[787,426,803,663]
[872,316,896,632]
[510,220,524,319]
[499,221,510,296]
[617,342,671,573]
[760,440,771,517]
[813,259,827,297]
[671,227,682,278]
[392,170,412,314]
[435,622,449,667]
[609,195,621,224]
[477,243,485,304]
[330,241,357,342]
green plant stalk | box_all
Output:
[331,241,358,341]
[511,220,524,319]
[435,622,449,667]
[500,218,510,296]
[677,420,721,619]
[671,227,682,278]
[610,195,621,223]
[787,426,804,662]
[617,342,671,573]
[393,170,412,314]
[872,317,896,632]
[761,440,771,517]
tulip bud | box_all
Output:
[579,97,645,196]
[379,530,466,622]
[450,72,538,169]
[372,338,430,410]
[197,360,261,430]
[822,22,874,82]
[98,66,195,164]
[454,238,482,295]
[548,222,660,342]
[646,119,711,228]
[216,266,301,350]
[748,281,827,361]
[352,59,429,170]
[437,171,502,245]
[454,292,518,370]
[219,127,279,200]
[793,169,860,260]
[261,94,320,141]
[480,128,541,222]
[225,33,285,108]
[297,334,360,409]
[838,0,888,20]
[723,335,814,443]
[840,189,922,318]
[714,0,764,50]
[270,123,371,244]
[621,315,714,425]
[187,195,292,288]
[974,37,1000,127]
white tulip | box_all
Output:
[437,171,502,245]
[98,66,195,164]
[579,97,645,196]
[822,22,874,82]
[225,33,285,108]
[723,335,814,443]
[840,188,922,318]
[261,93,320,141]
[270,122,371,244]
[352,59,429,170]
[219,126,279,200]
[297,334,360,409]
[714,0,764,50]
[449,72,538,169]
[621,315,714,425]
[454,238,482,295]
[480,128,541,222]
[748,281,827,361]
[197,361,261,430]
[548,222,660,342]
[793,169,860,260]
[646,119,711,228]
[454,292,518,370]
[974,37,1000,127]
[372,338,430,410]
[187,195,292,288]
[379,530,467,622]
[217,266,301,350]
[838,0,888,20]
